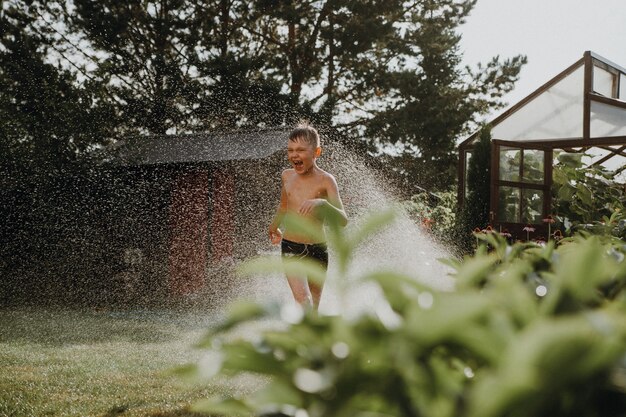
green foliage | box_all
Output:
[404,190,457,241]
[186,211,626,417]
[552,152,626,227]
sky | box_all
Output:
[459,0,626,117]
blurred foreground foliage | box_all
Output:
[182,209,626,417]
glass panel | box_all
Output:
[590,101,626,137]
[522,149,544,183]
[492,65,584,141]
[497,186,520,223]
[620,74,626,101]
[499,147,520,181]
[593,65,616,98]
[464,150,472,198]
[521,189,544,224]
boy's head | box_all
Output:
[287,123,322,173]
[288,123,321,150]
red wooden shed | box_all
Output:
[115,128,288,297]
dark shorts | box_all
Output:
[281,239,329,270]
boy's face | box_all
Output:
[287,137,321,175]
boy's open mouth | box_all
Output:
[292,160,303,168]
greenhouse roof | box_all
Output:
[461,51,626,147]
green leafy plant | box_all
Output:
[404,190,457,239]
[182,209,626,417]
[552,152,626,226]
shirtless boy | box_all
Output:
[269,124,348,309]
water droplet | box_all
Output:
[295,409,309,417]
[281,303,304,324]
[535,285,547,297]
[331,342,350,359]
[375,299,402,329]
[294,368,325,393]
[198,350,223,379]
[417,292,434,309]
[274,348,287,361]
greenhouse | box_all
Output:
[458,51,626,236]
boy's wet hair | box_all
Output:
[289,122,320,148]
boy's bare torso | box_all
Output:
[282,168,330,244]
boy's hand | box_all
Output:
[298,199,327,216]
[269,226,282,245]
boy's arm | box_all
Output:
[323,175,348,227]
[269,172,288,243]
[297,174,348,227]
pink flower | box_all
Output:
[421,217,435,229]
[522,224,535,241]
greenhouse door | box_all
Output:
[490,141,553,239]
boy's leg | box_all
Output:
[308,280,323,309]
[282,240,312,306]
[307,244,328,310]
[286,274,312,306]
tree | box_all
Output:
[47,0,291,133]
[240,0,406,125]
[0,1,117,182]
[363,1,525,190]
[243,0,525,190]
[458,126,491,232]
[3,0,525,192]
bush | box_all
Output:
[404,190,457,240]
[183,210,626,417]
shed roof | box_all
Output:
[112,127,290,166]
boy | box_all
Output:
[269,124,348,309]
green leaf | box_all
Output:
[170,363,199,382]
[250,379,303,409]
[468,312,625,417]
[557,152,583,167]
[364,271,428,312]
[221,342,284,375]
[198,300,271,342]
[282,212,325,243]
[437,257,462,271]
[405,292,495,353]
[557,184,575,201]
[238,255,327,284]
[576,183,593,206]
[191,397,252,416]
[348,208,398,249]
[453,253,499,288]
[552,237,622,304]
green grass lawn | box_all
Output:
[0,307,232,417]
